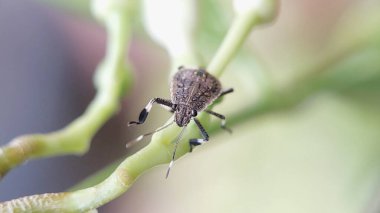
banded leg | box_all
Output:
[189,118,209,152]
[204,110,232,133]
[128,98,173,126]
[219,88,234,98]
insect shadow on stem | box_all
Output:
[127,66,233,178]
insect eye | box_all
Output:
[191,110,197,117]
[172,104,178,110]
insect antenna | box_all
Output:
[126,121,174,148]
[166,126,187,179]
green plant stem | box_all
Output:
[0,125,183,212]
[0,1,133,180]
[207,11,259,77]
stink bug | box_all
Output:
[128,66,233,177]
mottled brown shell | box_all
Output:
[170,68,222,111]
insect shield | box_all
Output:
[128,66,233,177]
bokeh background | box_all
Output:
[1,0,380,212]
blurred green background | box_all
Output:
[1,0,380,212]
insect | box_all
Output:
[128,66,233,177]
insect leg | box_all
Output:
[219,88,234,98]
[166,126,187,178]
[128,98,173,126]
[204,109,232,133]
[189,118,209,152]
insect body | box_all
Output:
[128,66,233,177]
[171,67,223,127]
